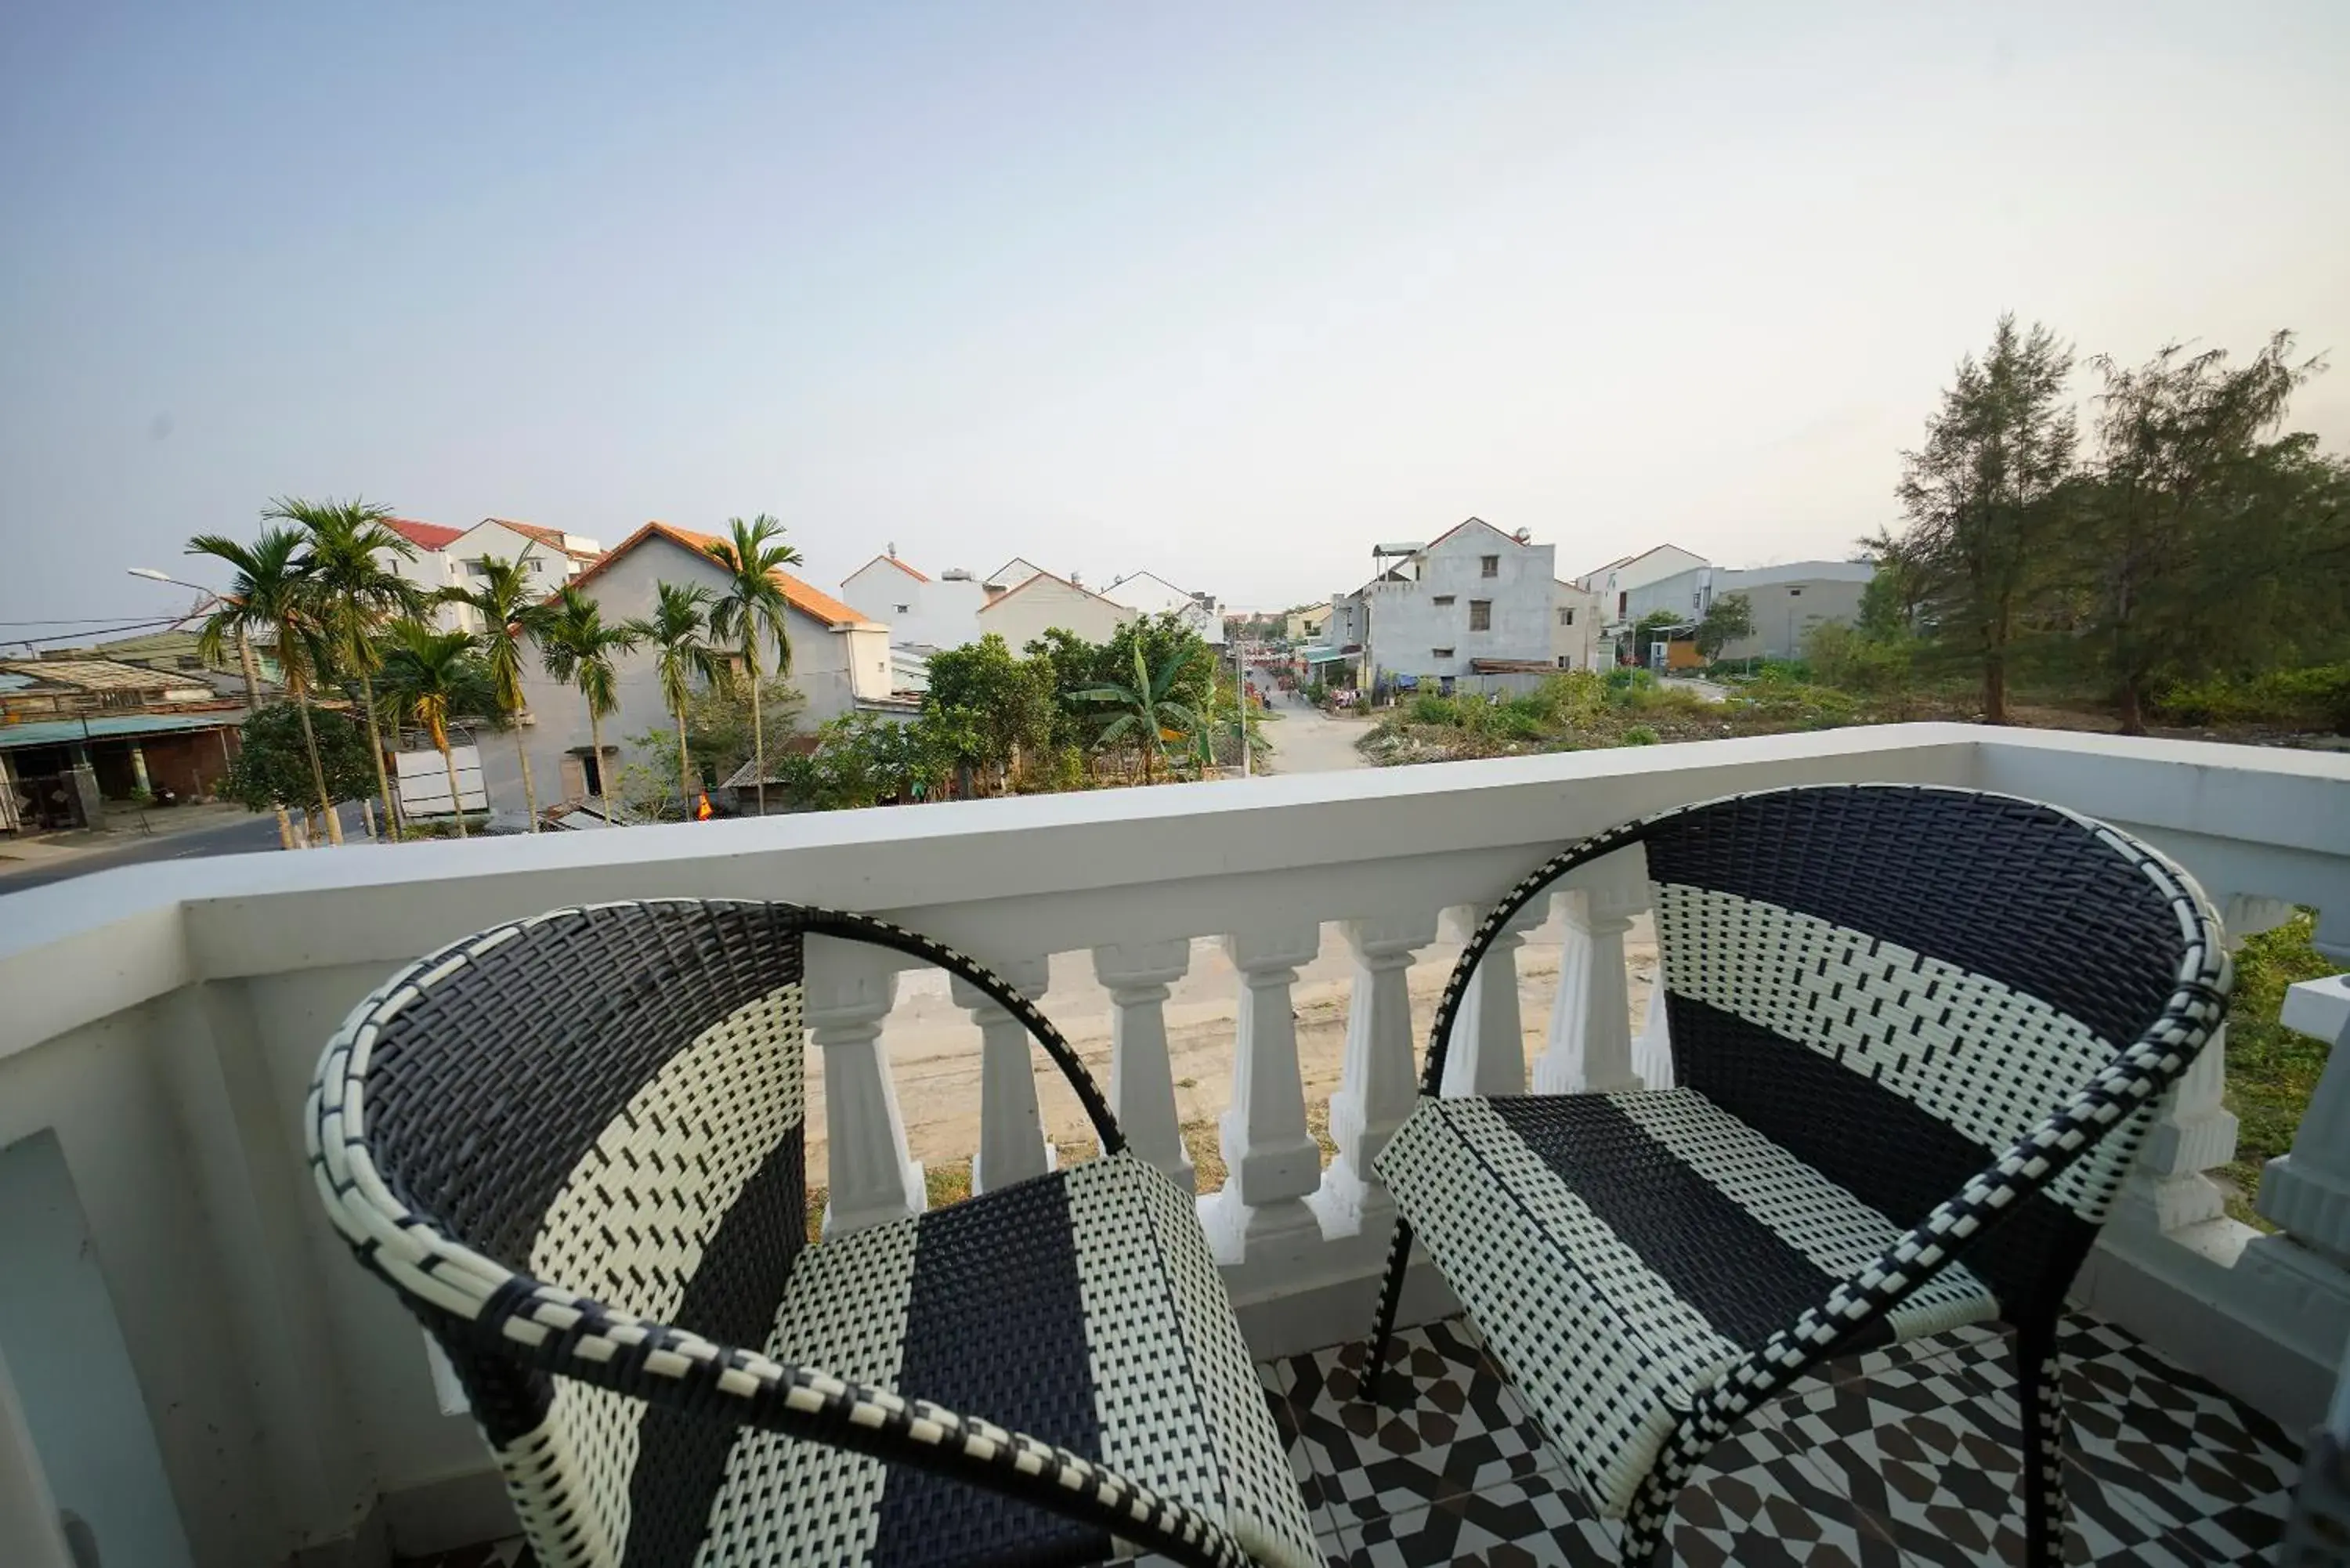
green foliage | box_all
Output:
[660,681,808,788]
[538,587,640,721]
[926,634,1056,789]
[1727,673,1859,728]
[374,620,498,750]
[1629,609,1684,667]
[2153,664,2350,732]
[441,553,555,720]
[1620,725,1661,746]
[1073,640,1206,782]
[1804,622,1918,695]
[1408,692,1459,725]
[222,703,376,811]
[1694,591,1754,658]
[776,712,953,811]
[2218,912,2346,1223]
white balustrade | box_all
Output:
[1533,869,1649,1096]
[1316,913,1437,1234]
[1094,940,1196,1191]
[1202,926,1323,1266]
[807,939,924,1236]
[1437,904,1538,1098]
[1633,971,1675,1089]
[951,958,1056,1195]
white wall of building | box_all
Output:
[1551,580,1603,670]
[1361,520,1556,688]
[974,573,1134,651]
[1578,544,1708,627]
[841,558,990,652]
[1104,572,1224,645]
[1711,562,1874,661]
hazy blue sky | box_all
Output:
[4,2,2345,638]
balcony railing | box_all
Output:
[0,722,2344,1567]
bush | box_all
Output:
[1603,666,1655,698]
[1730,673,1860,729]
[1805,623,1914,695]
[2153,664,2350,732]
[1408,692,1460,726]
[1621,726,1661,746]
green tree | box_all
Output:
[629,580,730,815]
[188,525,340,843]
[2080,331,2324,732]
[1075,643,1206,784]
[274,497,429,840]
[924,634,1054,793]
[441,551,556,830]
[1693,591,1754,659]
[1629,609,1683,669]
[375,620,486,838]
[703,515,803,817]
[538,587,642,823]
[654,680,808,792]
[1896,315,2078,723]
[221,703,377,822]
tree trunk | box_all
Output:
[233,629,297,848]
[440,745,468,838]
[2116,677,2146,737]
[292,695,344,844]
[514,717,539,831]
[676,711,694,818]
[590,711,609,824]
[750,668,766,817]
[360,674,396,844]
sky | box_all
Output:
[4,2,2347,641]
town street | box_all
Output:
[1261,692,1372,774]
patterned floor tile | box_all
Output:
[1334,1472,1616,1566]
[1268,1320,1560,1531]
[393,1541,533,1568]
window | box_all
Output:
[1432,647,1454,659]
[895,604,909,614]
[1432,594,1455,607]
[1558,656,1571,669]
[1480,555,1499,577]
[1617,591,1628,616]
[1469,600,1491,630]
[1788,587,1803,597]
[1557,607,1574,627]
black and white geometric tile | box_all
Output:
[397,1311,2301,1568]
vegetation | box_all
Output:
[189,524,343,841]
[374,621,492,838]
[284,499,431,839]
[647,680,808,794]
[2218,912,2345,1227]
[630,581,729,817]
[220,702,377,822]
[1075,643,1206,784]
[537,586,642,823]
[703,515,803,816]
[441,552,555,831]
[1693,591,1752,659]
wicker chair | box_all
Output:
[1365,784,2232,1567]
[308,899,1321,1568]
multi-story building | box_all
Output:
[1638,559,1876,662]
[380,518,604,631]
[838,551,990,655]
[1326,518,1560,695]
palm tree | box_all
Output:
[188,526,338,844]
[273,497,428,841]
[703,515,802,816]
[1075,644,1206,785]
[627,581,728,818]
[375,620,482,838]
[538,587,641,823]
[443,552,555,831]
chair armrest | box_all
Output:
[482,1275,1262,1567]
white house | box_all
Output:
[1576,544,1710,632]
[1103,571,1224,646]
[483,522,891,814]
[1640,559,1877,663]
[974,569,1136,651]
[380,517,603,633]
[1552,579,1603,671]
[981,557,1050,598]
[1328,518,1560,695]
[839,551,990,653]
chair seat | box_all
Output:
[1376,1088,2001,1518]
[685,1151,1319,1568]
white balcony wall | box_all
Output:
[0,724,2345,1567]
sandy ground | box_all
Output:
[804,909,1659,1178]
[1260,697,1373,775]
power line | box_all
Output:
[0,614,190,627]
[4,616,190,649]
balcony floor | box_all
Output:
[401,1313,2298,1568]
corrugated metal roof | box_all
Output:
[0,712,244,750]
[3,658,197,692]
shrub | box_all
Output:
[1730,673,1860,729]
[2154,664,2350,732]
[1621,726,1661,746]
[1408,692,1459,726]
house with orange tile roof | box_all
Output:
[487,522,893,816]
[374,517,607,633]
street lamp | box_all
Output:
[126,568,264,706]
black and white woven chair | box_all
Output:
[308,899,1320,1568]
[1365,784,2232,1567]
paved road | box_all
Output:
[1262,695,1373,774]
[0,804,367,894]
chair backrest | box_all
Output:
[311,898,1110,1566]
[1637,784,2224,1316]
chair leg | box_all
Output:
[1364,1216,1413,1404]
[2017,1313,2068,1568]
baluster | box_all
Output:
[951,958,1055,1195]
[1202,926,1322,1266]
[1633,964,1675,1089]
[1317,913,1436,1234]
[807,938,923,1236]
[1532,879,1646,1096]
[1439,904,1538,1098]
[1094,941,1195,1191]
[2254,972,2350,1266]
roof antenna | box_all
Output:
[888,540,896,558]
